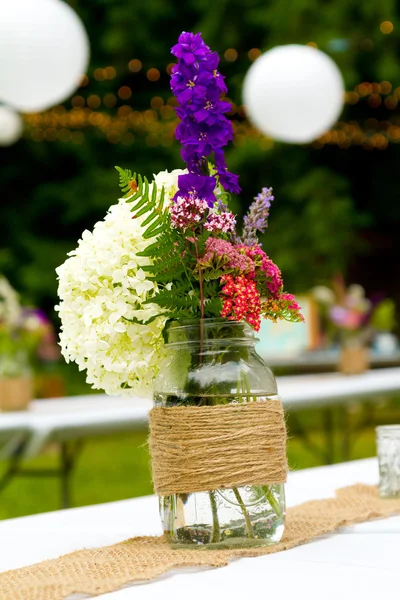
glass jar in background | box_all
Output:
[153,318,286,549]
[0,349,33,411]
[376,425,400,498]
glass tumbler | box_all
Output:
[376,425,400,498]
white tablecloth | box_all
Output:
[0,458,398,599]
[1,368,400,459]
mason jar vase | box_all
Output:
[153,318,286,549]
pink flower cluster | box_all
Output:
[170,195,236,234]
[170,194,209,230]
[237,244,283,297]
[280,293,304,315]
[220,274,261,331]
[199,238,254,273]
[204,212,236,233]
[329,306,364,330]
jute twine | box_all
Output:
[1,484,400,600]
[149,401,288,495]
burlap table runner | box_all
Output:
[1,484,400,600]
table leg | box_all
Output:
[60,441,83,509]
[0,442,25,493]
[323,407,335,465]
[340,405,351,461]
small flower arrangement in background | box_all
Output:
[311,276,397,351]
[56,32,303,397]
[0,276,60,378]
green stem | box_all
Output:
[209,490,221,543]
[233,487,255,539]
[261,485,283,520]
[242,370,257,403]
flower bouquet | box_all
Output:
[312,278,372,373]
[57,32,303,548]
[0,276,56,409]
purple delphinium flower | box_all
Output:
[171,32,209,65]
[214,150,240,195]
[242,187,275,246]
[174,173,217,207]
[170,31,241,203]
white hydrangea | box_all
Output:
[56,169,185,397]
[0,276,21,327]
[153,168,187,197]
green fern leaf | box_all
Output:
[115,166,138,198]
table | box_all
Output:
[0,458,397,600]
[265,348,400,372]
[1,368,400,507]
[0,395,151,507]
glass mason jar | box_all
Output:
[153,318,285,549]
[376,425,400,498]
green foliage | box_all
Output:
[262,167,368,291]
[371,299,397,332]
[115,166,136,198]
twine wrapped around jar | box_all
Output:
[149,400,287,495]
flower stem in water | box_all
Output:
[261,485,283,520]
[233,487,255,538]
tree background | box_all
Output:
[1,0,400,322]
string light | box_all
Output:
[143,109,157,123]
[129,112,143,126]
[151,96,164,110]
[23,76,400,151]
[224,48,238,62]
[128,59,142,72]
[71,95,85,108]
[118,105,132,118]
[104,66,116,79]
[380,21,394,34]
[147,68,160,81]
[380,81,392,94]
[107,130,121,144]
[45,127,58,142]
[103,94,117,108]
[385,95,398,109]
[94,68,105,82]
[248,48,261,61]
[87,95,101,109]
[160,105,175,119]
[368,94,382,108]
[118,86,132,100]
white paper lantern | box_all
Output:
[0,106,23,146]
[243,44,345,144]
[0,0,89,113]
